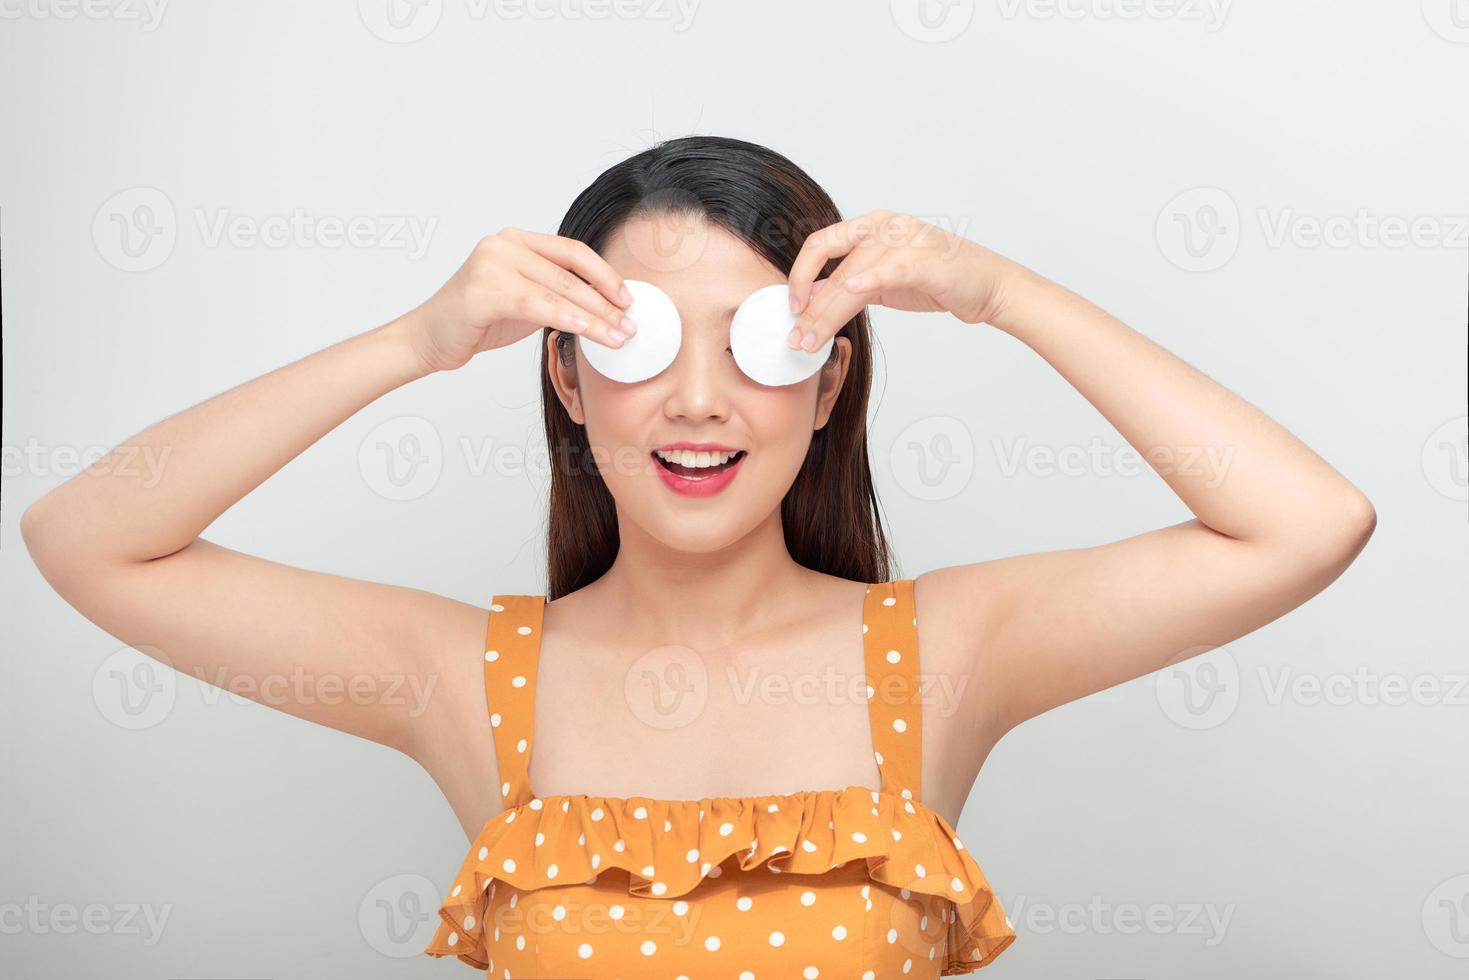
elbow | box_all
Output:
[1307,488,1377,570]
[1339,489,1377,551]
[20,496,74,578]
[20,499,51,557]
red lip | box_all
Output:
[653,448,747,497]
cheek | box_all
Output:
[740,387,819,462]
[578,377,655,475]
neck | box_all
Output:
[591,510,813,648]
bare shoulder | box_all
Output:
[911,564,1016,817]
[912,563,1009,683]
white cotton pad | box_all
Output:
[729,283,833,386]
[577,279,682,383]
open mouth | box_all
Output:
[652,449,747,480]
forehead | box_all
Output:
[600,213,785,319]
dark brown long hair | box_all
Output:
[539,135,893,599]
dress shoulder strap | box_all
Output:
[482,594,546,809]
[862,578,924,804]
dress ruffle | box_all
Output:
[425,784,1015,975]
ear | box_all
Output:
[812,336,852,432]
[546,330,586,425]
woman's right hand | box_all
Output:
[405,228,636,373]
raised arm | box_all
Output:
[20,229,635,761]
[917,260,1377,739]
[783,210,1376,749]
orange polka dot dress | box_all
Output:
[425,579,1016,977]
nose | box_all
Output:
[659,327,736,423]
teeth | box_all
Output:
[654,449,741,469]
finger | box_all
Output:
[786,213,883,315]
[508,283,629,347]
[516,229,635,312]
[516,248,633,345]
[788,246,886,350]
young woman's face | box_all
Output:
[548,213,852,554]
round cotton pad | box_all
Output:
[577,279,681,383]
[729,283,833,386]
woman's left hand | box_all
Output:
[785,209,1021,351]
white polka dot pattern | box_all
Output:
[423,580,1016,975]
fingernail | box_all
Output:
[621,316,637,335]
[846,275,865,289]
[789,293,801,314]
[619,285,633,305]
[788,326,803,348]
[801,331,818,351]
[571,314,591,329]
[608,328,626,344]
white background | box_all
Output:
[2,1,1466,976]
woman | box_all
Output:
[21,136,1376,977]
